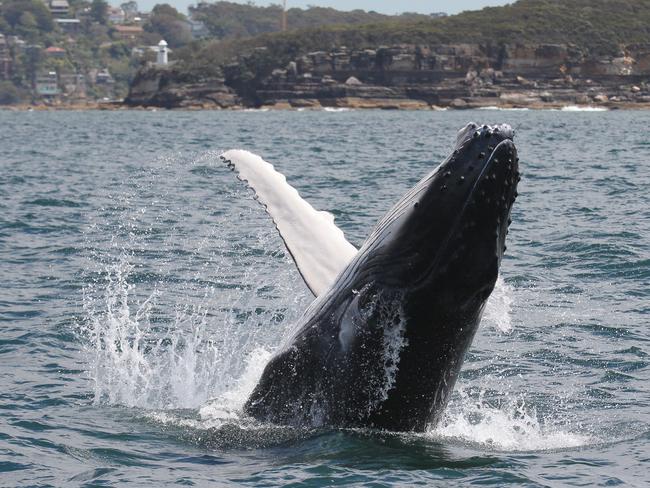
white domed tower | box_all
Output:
[157,40,168,66]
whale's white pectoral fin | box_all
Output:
[220,149,358,296]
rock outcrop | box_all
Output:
[125,67,240,109]
[126,43,650,109]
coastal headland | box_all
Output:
[3,0,650,111]
[123,42,650,111]
[122,0,650,111]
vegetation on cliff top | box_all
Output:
[176,0,650,78]
[0,0,441,104]
[190,1,433,40]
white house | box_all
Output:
[108,7,126,24]
[49,0,70,18]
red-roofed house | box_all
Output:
[45,46,66,58]
[113,25,144,41]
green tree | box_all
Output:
[0,16,10,34]
[21,45,43,84]
[121,1,139,20]
[108,42,130,59]
[1,0,54,33]
[16,12,39,40]
[188,2,429,40]
[151,4,185,21]
[90,0,109,25]
[0,80,21,104]
[145,4,191,48]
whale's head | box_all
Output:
[429,122,519,303]
[341,122,521,431]
[361,122,519,311]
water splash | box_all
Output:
[79,152,310,412]
[561,105,608,112]
[80,248,309,411]
[484,275,514,333]
[378,294,408,406]
[196,347,274,425]
[432,388,593,451]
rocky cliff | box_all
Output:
[125,66,240,109]
[126,42,650,109]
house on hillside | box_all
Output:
[54,18,81,33]
[49,0,70,18]
[187,18,209,39]
[108,7,126,24]
[113,25,144,41]
[45,46,66,58]
[60,73,86,99]
[35,71,59,97]
[95,68,114,85]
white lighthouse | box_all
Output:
[156,40,168,66]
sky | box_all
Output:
[126,1,513,16]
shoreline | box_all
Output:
[3,100,650,111]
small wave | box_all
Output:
[477,106,530,111]
[26,197,82,208]
[561,106,608,112]
[144,410,314,449]
[322,107,353,112]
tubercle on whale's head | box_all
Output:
[431,123,520,304]
[367,122,520,308]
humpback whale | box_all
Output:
[220,122,520,432]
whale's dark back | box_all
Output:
[245,123,520,431]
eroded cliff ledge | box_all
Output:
[125,43,650,109]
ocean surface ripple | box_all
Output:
[1,109,649,486]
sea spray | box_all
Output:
[80,152,311,412]
[484,275,515,334]
[433,387,593,451]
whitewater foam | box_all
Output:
[477,106,530,111]
[432,389,593,451]
[484,275,514,333]
[81,259,225,409]
[561,105,608,112]
[80,153,310,412]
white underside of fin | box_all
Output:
[220,149,357,296]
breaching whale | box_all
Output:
[220,122,520,432]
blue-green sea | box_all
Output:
[1,108,649,486]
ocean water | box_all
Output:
[1,108,649,487]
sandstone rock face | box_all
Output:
[242,42,650,109]
[125,67,241,109]
[127,42,650,109]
